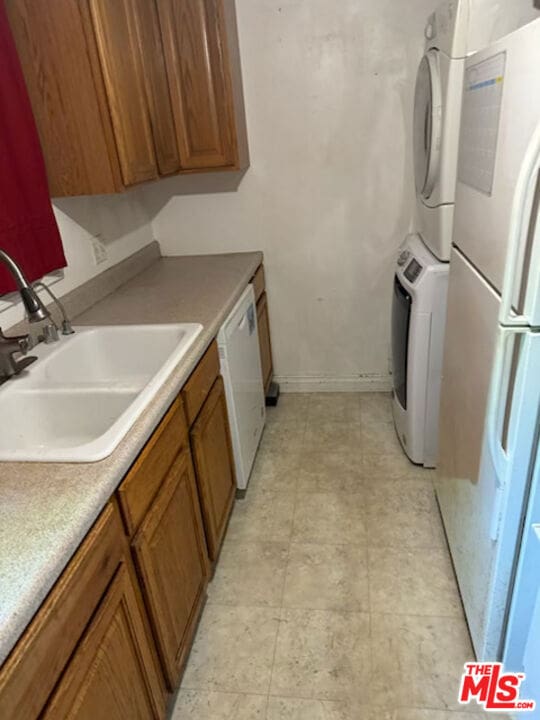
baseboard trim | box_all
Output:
[273,374,393,393]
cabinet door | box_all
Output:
[5,0,123,196]
[132,449,209,689]
[42,563,166,720]
[157,0,236,169]
[190,376,236,561]
[131,0,181,176]
[257,292,273,394]
[88,0,158,185]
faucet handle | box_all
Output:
[0,328,32,354]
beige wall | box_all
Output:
[145,0,437,391]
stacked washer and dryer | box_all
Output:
[392,0,468,468]
[392,0,540,468]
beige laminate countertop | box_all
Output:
[0,251,262,667]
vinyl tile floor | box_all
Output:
[171,393,507,720]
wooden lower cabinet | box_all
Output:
[1,320,262,717]
[132,448,209,690]
[190,375,236,562]
[257,291,273,394]
[42,562,166,720]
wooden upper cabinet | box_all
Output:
[87,0,160,186]
[5,0,123,196]
[157,0,244,170]
[190,375,236,561]
[6,0,248,196]
[132,448,209,690]
[130,0,181,176]
[42,563,166,720]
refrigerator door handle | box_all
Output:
[487,326,529,540]
[500,122,540,327]
[515,170,540,316]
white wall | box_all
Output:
[145,0,438,391]
[0,190,154,331]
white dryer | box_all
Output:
[414,0,540,262]
[414,0,468,262]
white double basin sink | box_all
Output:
[0,324,203,462]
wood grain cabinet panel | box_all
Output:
[88,0,159,186]
[6,0,248,195]
[131,0,181,176]
[5,0,123,196]
[257,291,273,394]
[190,375,236,561]
[42,563,166,720]
[251,264,265,304]
[182,340,220,426]
[118,396,188,536]
[0,504,125,720]
[157,0,237,169]
[132,448,209,689]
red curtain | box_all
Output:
[0,1,66,294]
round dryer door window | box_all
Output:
[413,49,442,200]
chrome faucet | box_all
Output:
[0,249,50,324]
[0,329,36,382]
[0,249,54,382]
[32,281,74,336]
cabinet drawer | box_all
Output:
[118,396,188,536]
[182,341,220,426]
[0,503,124,720]
[251,264,265,303]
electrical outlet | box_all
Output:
[91,235,108,265]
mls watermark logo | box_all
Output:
[459,663,536,713]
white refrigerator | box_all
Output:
[436,17,540,663]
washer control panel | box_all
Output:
[397,250,411,267]
[404,258,423,283]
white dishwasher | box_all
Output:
[218,284,266,492]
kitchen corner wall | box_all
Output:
[143,0,437,392]
[0,191,154,332]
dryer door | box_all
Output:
[413,49,442,200]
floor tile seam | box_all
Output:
[290,537,368,548]
[266,688,370,702]
[205,600,283,610]
[368,609,469,621]
[367,701,487,711]
[289,477,301,543]
[278,534,293,608]
[367,607,467,620]
[364,541,452,550]
[217,541,291,556]
[279,607,371,619]
[266,593,287,699]
[265,508,296,698]
[263,698,479,715]
[362,476,437,484]
[364,507,440,517]
[178,688,270,699]
[288,540,369,549]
